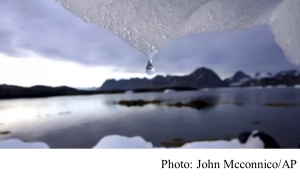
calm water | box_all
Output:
[0,87,300,148]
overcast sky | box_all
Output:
[0,0,299,87]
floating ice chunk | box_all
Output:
[181,131,264,148]
[265,85,273,89]
[0,130,278,149]
[164,89,176,93]
[125,90,134,94]
[201,88,210,91]
[93,135,153,148]
[92,130,277,149]
[0,139,49,149]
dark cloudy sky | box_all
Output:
[0,0,299,87]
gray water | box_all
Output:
[0,87,300,148]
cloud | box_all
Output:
[0,0,145,68]
[154,25,297,76]
[0,54,147,87]
[0,0,299,78]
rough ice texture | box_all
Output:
[0,130,264,149]
[93,135,154,148]
[93,130,264,149]
[269,0,300,65]
[54,0,300,65]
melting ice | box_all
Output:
[53,0,300,68]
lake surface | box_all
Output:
[0,87,300,148]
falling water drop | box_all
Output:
[145,59,155,75]
[145,48,159,75]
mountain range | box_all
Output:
[0,85,122,99]
[1,67,300,99]
[100,67,300,90]
[100,67,227,91]
[227,70,300,87]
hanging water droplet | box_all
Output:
[145,59,155,75]
[144,48,160,75]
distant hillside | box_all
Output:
[100,68,300,91]
[0,85,123,99]
[1,68,300,100]
[224,71,251,86]
[100,67,228,90]
[233,70,300,87]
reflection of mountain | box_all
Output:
[100,67,227,90]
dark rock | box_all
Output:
[264,103,298,107]
[167,100,212,110]
[253,132,280,148]
[237,132,252,144]
[224,71,251,85]
[100,67,227,91]
[238,131,280,148]
[117,100,161,107]
[236,70,300,87]
[0,131,10,135]
[0,84,123,99]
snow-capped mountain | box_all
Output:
[254,72,274,79]
[225,70,300,87]
[275,70,300,77]
[224,71,251,86]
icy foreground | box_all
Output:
[93,130,270,148]
[0,130,279,148]
[54,0,300,65]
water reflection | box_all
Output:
[0,88,300,148]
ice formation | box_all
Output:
[93,135,154,148]
[53,0,300,65]
[0,130,270,148]
[93,130,265,149]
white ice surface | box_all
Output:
[0,130,264,149]
[230,77,251,86]
[294,85,300,89]
[164,89,176,93]
[93,130,264,149]
[125,90,134,94]
[269,0,300,65]
[93,135,153,148]
[181,132,263,148]
[255,72,274,79]
[54,0,300,65]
